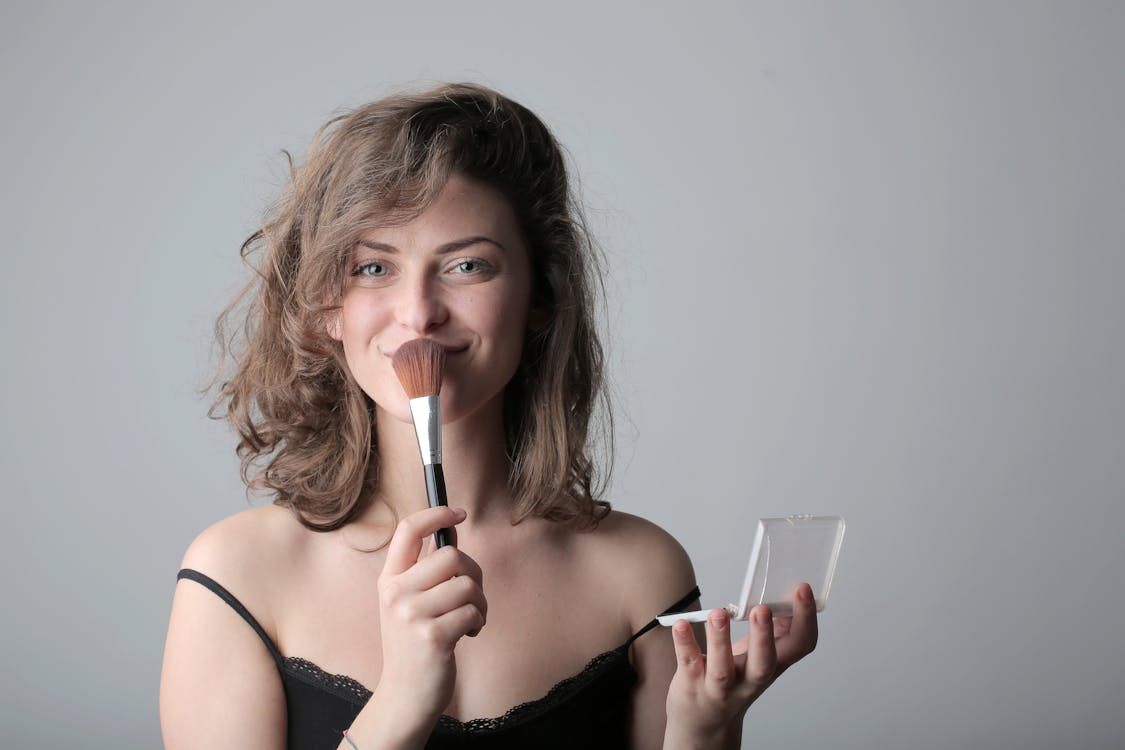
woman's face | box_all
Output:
[330,174,535,426]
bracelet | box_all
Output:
[342,729,358,749]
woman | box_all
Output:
[160,82,818,749]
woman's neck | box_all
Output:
[367,395,515,528]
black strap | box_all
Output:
[177,568,284,667]
[625,585,701,647]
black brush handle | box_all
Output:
[423,462,454,548]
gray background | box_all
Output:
[3,1,1123,747]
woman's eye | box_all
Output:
[453,259,490,275]
[354,262,388,277]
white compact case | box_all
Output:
[658,515,846,625]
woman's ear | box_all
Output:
[327,314,343,341]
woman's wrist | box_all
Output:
[663,713,745,750]
[340,684,438,750]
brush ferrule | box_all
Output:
[408,395,442,465]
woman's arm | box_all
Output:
[607,514,700,750]
[341,505,486,750]
[159,517,287,749]
[630,595,702,750]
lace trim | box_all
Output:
[282,645,633,732]
[438,647,630,732]
[284,657,372,704]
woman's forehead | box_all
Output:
[354,176,522,251]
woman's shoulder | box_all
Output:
[583,510,692,569]
[181,503,305,569]
[576,509,699,630]
[177,504,309,621]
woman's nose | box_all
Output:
[394,274,448,334]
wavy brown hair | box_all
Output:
[209,82,612,532]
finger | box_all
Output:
[671,619,704,677]
[412,572,488,625]
[399,545,484,593]
[776,582,818,669]
[384,506,467,575]
[431,601,487,643]
[773,615,792,640]
[420,521,460,555]
[425,522,458,553]
[745,605,778,687]
[705,609,736,690]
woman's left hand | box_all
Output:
[664,582,819,749]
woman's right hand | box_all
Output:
[372,505,486,728]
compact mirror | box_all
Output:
[658,515,846,625]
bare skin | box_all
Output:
[161,499,701,748]
[159,175,817,749]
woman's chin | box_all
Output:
[439,388,504,427]
[437,400,477,426]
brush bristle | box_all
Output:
[391,339,446,399]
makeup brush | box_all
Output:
[391,338,453,548]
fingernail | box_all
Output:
[709,611,727,629]
[753,607,770,625]
[799,584,813,603]
[452,507,467,519]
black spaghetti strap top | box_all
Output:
[177,569,699,749]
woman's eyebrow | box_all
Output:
[355,236,508,255]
